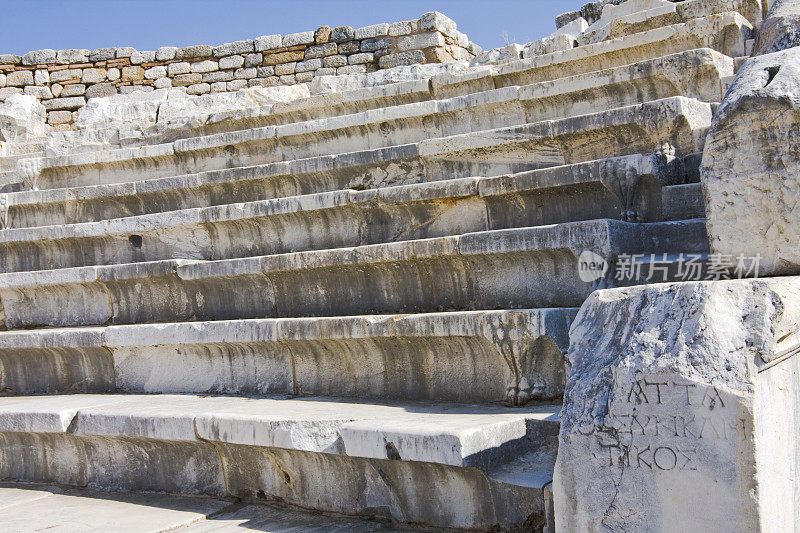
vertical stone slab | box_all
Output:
[753,0,800,55]
[553,278,800,531]
[701,46,800,276]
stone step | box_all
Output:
[0,393,560,530]
[0,219,708,330]
[0,483,419,533]
[0,153,695,272]
[4,96,711,235]
[0,309,577,404]
[17,92,712,191]
[4,115,706,233]
[479,12,752,93]
[51,78,436,158]
[576,0,763,47]
[55,48,729,161]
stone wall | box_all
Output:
[0,11,479,129]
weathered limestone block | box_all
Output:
[6,71,33,87]
[554,277,800,531]
[212,40,254,58]
[254,34,281,51]
[753,0,800,55]
[0,219,706,329]
[175,45,212,60]
[49,69,82,84]
[218,55,243,70]
[129,50,156,64]
[420,11,457,37]
[0,94,47,150]
[60,84,86,97]
[33,69,49,86]
[75,88,173,132]
[471,44,523,66]
[89,47,116,62]
[702,47,800,276]
[21,49,55,65]
[0,309,575,403]
[56,48,89,64]
[0,393,558,530]
[23,86,52,99]
[314,26,332,44]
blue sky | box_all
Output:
[0,1,583,56]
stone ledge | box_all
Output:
[0,219,708,329]
[0,309,576,403]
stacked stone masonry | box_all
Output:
[0,0,796,531]
[0,12,479,128]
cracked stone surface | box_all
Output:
[702,46,800,276]
[553,277,800,531]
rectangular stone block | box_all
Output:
[46,110,73,125]
[330,26,355,43]
[282,31,314,47]
[378,50,424,69]
[155,46,178,61]
[360,37,393,52]
[175,45,213,60]
[243,53,262,67]
[202,70,233,83]
[213,40,254,57]
[397,32,445,51]
[419,11,457,37]
[121,66,145,82]
[56,49,89,64]
[304,43,337,59]
[87,48,115,62]
[85,82,117,98]
[702,47,800,276]
[295,58,322,73]
[49,68,82,84]
[218,55,244,70]
[337,41,360,54]
[172,73,202,86]
[22,49,56,65]
[254,34,282,51]
[0,54,21,64]
[347,52,373,65]
[81,68,107,84]
[144,66,166,79]
[322,55,347,68]
[190,60,218,73]
[167,62,191,76]
[43,96,85,111]
[187,83,211,95]
[388,20,416,36]
[115,47,135,58]
[354,23,390,39]
[233,67,257,79]
[554,277,800,531]
[262,50,304,66]
[6,70,33,86]
[60,84,86,97]
[129,50,156,64]
[23,85,51,98]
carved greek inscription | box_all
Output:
[573,376,749,472]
